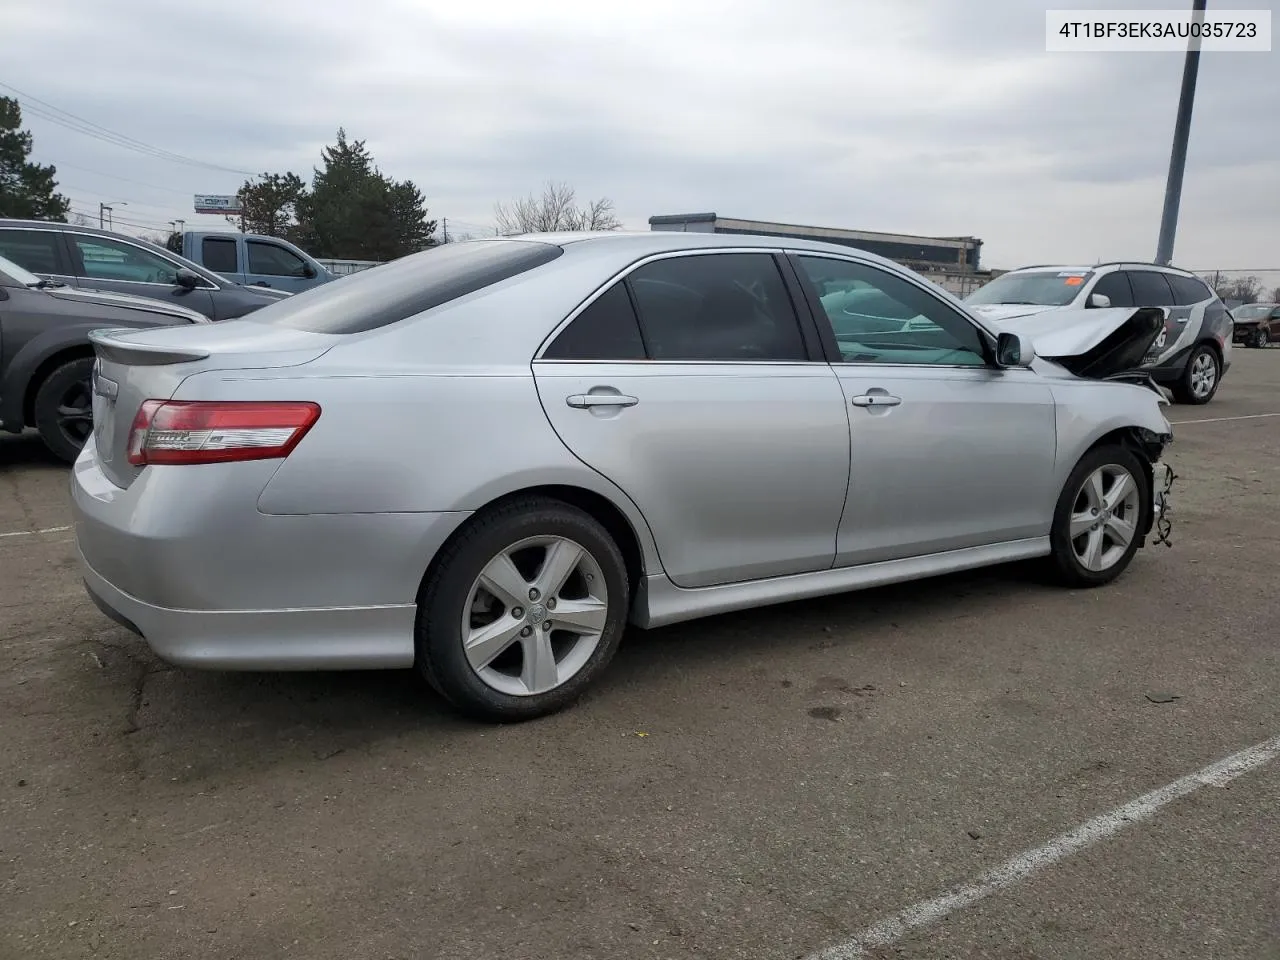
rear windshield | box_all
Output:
[966,270,1094,307]
[248,240,564,334]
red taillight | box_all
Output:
[126,400,321,466]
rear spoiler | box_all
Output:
[88,328,211,366]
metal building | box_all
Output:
[648,212,988,296]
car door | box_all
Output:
[199,235,245,284]
[65,233,216,317]
[533,250,851,589]
[790,253,1058,567]
[244,239,314,293]
[0,227,78,287]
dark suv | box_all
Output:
[0,253,209,461]
[0,219,287,322]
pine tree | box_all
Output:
[0,97,71,221]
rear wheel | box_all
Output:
[1171,344,1220,404]
[1048,445,1149,588]
[33,357,96,463]
[415,497,630,722]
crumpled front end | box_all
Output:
[987,306,1168,380]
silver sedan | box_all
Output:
[73,232,1175,721]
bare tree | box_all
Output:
[1271,285,1280,303]
[70,212,94,227]
[494,181,622,235]
[1202,272,1262,304]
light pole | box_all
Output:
[1155,0,1207,265]
[99,200,128,230]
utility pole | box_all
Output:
[1155,0,1207,265]
[99,203,108,229]
[442,217,448,244]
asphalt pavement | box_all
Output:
[2,350,1277,960]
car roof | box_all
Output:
[496,229,922,274]
[1006,260,1201,279]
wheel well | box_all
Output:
[419,485,647,600]
[22,346,94,427]
[1084,427,1166,536]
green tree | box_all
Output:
[237,171,308,237]
[293,129,436,260]
[0,96,70,221]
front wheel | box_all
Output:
[415,497,630,722]
[33,357,96,463]
[1251,328,1269,349]
[1047,446,1149,588]
[1171,344,1220,404]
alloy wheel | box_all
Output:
[1070,464,1141,573]
[1189,351,1217,399]
[461,536,609,697]
[57,378,94,448]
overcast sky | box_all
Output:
[5,0,1277,271]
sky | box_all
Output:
[4,0,1277,272]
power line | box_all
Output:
[52,160,196,197]
[1,80,256,177]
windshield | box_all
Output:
[1233,304,1273,320]
[967,270,1094,307]
[0,252,44,287]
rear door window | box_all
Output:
[252,240,564,334]
[1127,271,1175,306]
[202,237,239,274]
[625,253,807,361]
[0,229,66,274]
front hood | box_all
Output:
[988,306,1168,378]
[45,286,209,323]
[968,303,1059,322]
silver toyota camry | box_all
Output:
[73,232,1175,722]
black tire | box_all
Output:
[1251,328,1269,349]
[415,496,630,723]
[1047,445,1150,588]
[33,357,96,464]
[1170,343,1220,405]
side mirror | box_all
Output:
[174,268,200,291]
[995,331,1036,368]
[301,264,317,279]
[1088,293,1111,309]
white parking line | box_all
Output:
[804,734,1280,960]
[0,525,72,539]
[1169,412,1280,425]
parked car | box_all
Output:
[966,262,1233,404]
[1231,302,1279,348]
[0,219,289,322]
[0,253,209,461]
[74,232,1174,723]
[170,230,334,293]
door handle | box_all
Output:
[566,393,639,409]
[850,394,901,407]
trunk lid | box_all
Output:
[88,320,337,489]
[986,306,1167,378]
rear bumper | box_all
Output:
[71,439,471,670]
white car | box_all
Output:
[966,262,1233,404]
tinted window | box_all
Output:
[1127,270,1175,306]
[626,253,806,361]
[0,229,62,274]
[202,237,239,274]
[798,256,986,366]
[1091,272,1134,307]
[1167,273,1213,305]
[252,239,563,335]
[544,282,646,360]
[247,240,307,277]
[72,235,180,285]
